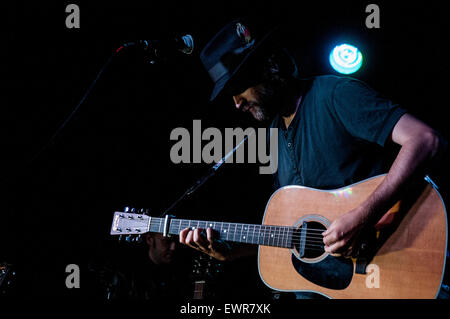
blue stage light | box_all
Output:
[329,44,363,74]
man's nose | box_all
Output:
[233,96,244,110]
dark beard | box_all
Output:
[254,78,304,121]
[252,78,292,122]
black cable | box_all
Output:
[0,45,125,186]
[28,46,125,166]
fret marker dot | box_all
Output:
[271,234,274,237]
[243,236,246,239]
[224,230,227,233]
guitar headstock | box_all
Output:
[192,253,223,281]
[191,253,223,299]
[0,262,16,296]
[110,208,151,243]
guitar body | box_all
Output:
[258,175,448,299]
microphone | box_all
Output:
[121,34,194,56]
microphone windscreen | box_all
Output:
[179,34,194,55]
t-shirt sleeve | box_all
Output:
[331,78,407,146]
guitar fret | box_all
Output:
[278,227,282,247]
[286,227,292,248]
[270,227,274,246]
[262,226,267,246]
[286,228,290,248]
[251,225,256,245]
[221,223,228,240]
[280,227,284,248]
[246,225,250,243]
[274,227,280,247]
[258,226,265,245]
[263,226,267,246]
[281,227,285,247]
[269,226,275,245]
[275,226,279,247]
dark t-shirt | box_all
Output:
[271,75,407,190]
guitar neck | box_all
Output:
[149,217,295,249]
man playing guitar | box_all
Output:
[177,18,448,297]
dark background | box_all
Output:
[1,0,448,300]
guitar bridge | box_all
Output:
[355,228,378,274]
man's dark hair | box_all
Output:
[261,47,299,85]
[224,46,298,96]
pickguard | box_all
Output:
[291,253,353,290]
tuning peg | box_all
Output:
[134,235,142,243]
[124,207,130,212]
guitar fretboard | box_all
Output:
[148,217,295,248]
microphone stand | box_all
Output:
[160,132,253,217]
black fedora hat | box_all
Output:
[200,18,279,101]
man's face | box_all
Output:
[232,82,279,122]
[147,233,177,265]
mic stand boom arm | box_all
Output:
[160,133,252,217]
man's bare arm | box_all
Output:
[323,113,447,255]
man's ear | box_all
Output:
[266,54,280,74]
[264,49,298,78]
[146,234,154,246]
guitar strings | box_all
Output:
[153,224,329,241]
[169,225,328,240]
[148,227,327,245]
[164,220,330,232]
[128,221,331,252]
[168,222,329,233]
[153,224,328,241]
[145,228,328,252]
[147,221,336,248]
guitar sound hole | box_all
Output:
[293,221,327,260]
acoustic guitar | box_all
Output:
[110,174,447,299]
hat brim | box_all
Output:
[209,26,279,101]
